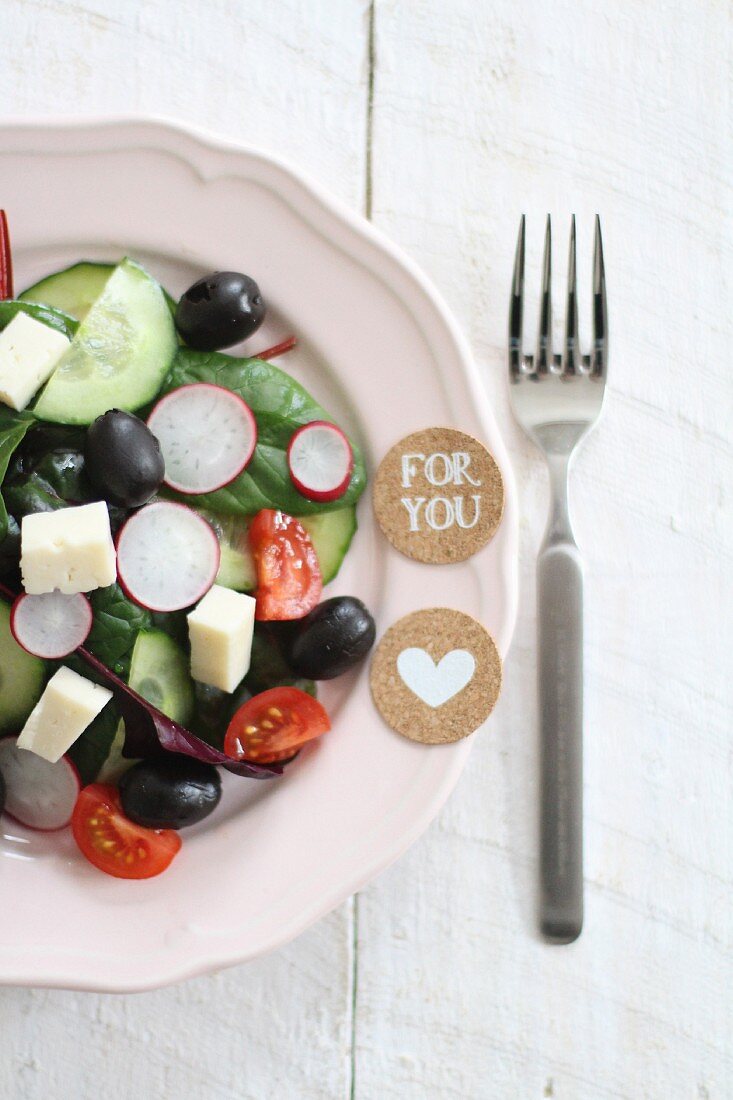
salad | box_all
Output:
[0,212,375,879]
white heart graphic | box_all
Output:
[396,647,476,708]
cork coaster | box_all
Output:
[373,427,504,565]
[370,608,502,744]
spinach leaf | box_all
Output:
[0,408,35,540]
[0,300,78,340]
[189,682,231,749]
[66,702,121,786]
[2,422,127,531]
[62,651,123,783]
[245,625,316,697]
[161,349,367,516]
[150,609,189,649]
[189,624,315,747]
[0,515,21,579]
[3,423,88,518]
[86,584,152,678]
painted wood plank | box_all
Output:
[0,0,730,1097]
[0,0,369,210]
[0,2,368,1098]
[0,912,355,1100]
[355,0,732,1096]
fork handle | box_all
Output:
[537,460,583,943]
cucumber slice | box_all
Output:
[0,601,46,734]
[202,507,357,592]
[21,260,177,324]
[32,259,177,425]
[209,513,256,591]
[97,629,194,783]
[128,629,194,725]
[300,510,358,584]
[20,261,114,322]
[0,300,78,340]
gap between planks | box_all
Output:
[349,4,376,1098]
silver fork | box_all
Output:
[508,215,608,944]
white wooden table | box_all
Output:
[0,2,730,1097]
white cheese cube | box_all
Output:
[0,312,70,411]
[21,501,117,595]
[17,666,113,763]
[188,584,256,693]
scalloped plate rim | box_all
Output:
[0,117,518,991]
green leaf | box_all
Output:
[85,583,152,678]
[0,515,21,578]
[2,423,130,539]
[189,682,231,749]
[0,408,35,540]
[161,349,367,516]
[188,624,315,746]
[2,422,87,520]
[244,626,314,696]
[66,702,121,786]
[0,299,79,340]
[150,609,189,649]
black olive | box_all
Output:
[175,271,266,351]
[288,596,376,680]
[119,757,221,830]
[85,410,165,508]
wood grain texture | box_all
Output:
[356,1,732,1097]
[0,0,731,1098]
[0,0,369,210]
[0,1,368,1099]
[0,912,355,1100]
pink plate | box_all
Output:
[0,118,518,991]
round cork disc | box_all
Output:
[372,427,504,565]
[370,608,502,744]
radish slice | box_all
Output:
[0,736,80,830]
[287,420,354,502]
[11,590,92,658]
[116,501,220,612]
[147,383,257,494]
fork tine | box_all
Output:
[592,215,608,377]
[509,214,525,378]
[537,214,552,373]
[563,215,578,374]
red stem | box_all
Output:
[252,335,297,360]
[0,211,13,301]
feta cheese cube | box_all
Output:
[21,501,117,595]
[188,584,256,693]
[17,666,113,763]
[0,312,70,411]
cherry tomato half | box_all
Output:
[249,509,322,620]
[224,686,331,764]
[72,783,182,880]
